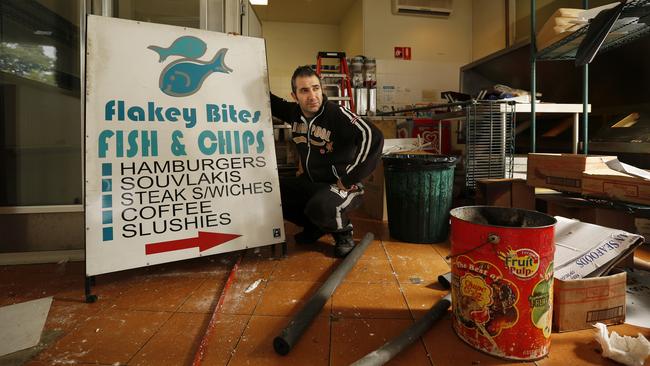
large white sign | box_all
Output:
[85,15,284,276]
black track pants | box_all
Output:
[279,175,364,233]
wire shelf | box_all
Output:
[537,0,650,61]
[465,101,516,190]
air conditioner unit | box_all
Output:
[391,0,453,17]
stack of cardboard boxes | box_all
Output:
[475,154,648,332]
[527,153,650,206]
[360,119,398,221]
[525,153,649,332]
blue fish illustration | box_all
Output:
[159,48,233,97]
[147,36,207,62]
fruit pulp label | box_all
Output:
[498,247,540,279]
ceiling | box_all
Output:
[251,0,356,25]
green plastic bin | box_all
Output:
[382,154,457,243]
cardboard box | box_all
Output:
[536,8,584,51]
[553,270,626,332]
[512,180,536,210]
[359,121,398,221]
[582,171,650,206]
[553,216,643,280]
[551,216,646,332]
[476,179,511,207]
[539,194,638,233]
[528,154,650,205]
[370,119,398,140]
[635,218,650,242]
[512,154,528,180]
[475,178,535,210]
[527,153,617,193]
[360,161,387,221]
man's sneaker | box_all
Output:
[333,230,355,258]
[294,227,325,244]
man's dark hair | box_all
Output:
[291,65,320,93]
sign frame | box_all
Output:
[84,15,285,277]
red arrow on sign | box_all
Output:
[145,231,241,255]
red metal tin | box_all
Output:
[449,206,556,361]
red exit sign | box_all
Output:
[394,46,411,60]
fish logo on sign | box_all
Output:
[148,35,233,97]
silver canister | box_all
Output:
[351,56,364,88]
[355,87,368,115]
[363,57,376,88]
[368,88,377,115]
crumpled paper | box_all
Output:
[594,322,650,366]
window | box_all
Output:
[0,0,82,206]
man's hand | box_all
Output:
[336,179,357,192]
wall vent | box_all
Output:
[391,0,453,17]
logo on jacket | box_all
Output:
[148,36,233,97]
[321,141,334,154]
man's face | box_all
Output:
[291,75,323,118]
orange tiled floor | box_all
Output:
[2,216,650,366]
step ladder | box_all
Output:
[315,51,355,113]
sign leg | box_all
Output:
[85,276,98,303]
[273,242,288,259]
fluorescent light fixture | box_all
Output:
[250,0,268,5]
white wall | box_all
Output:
[363,0,473,109]
[261,0,475,106]
[263,22,340,99]
[340,0,363,58]
[472,0,505,61]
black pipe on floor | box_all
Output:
[350,273,453,366]
[273,232,375,356]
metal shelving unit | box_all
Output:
[465,101,516,190]
[537,0,650,60]
[530,0,650,154]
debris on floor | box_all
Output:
[0,297,53,356]
[244,279,263,293]
[594,322,650,366]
